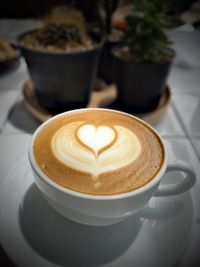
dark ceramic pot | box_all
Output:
[111,47,174,114]
[97,40,121,84]
[18,31,103,114]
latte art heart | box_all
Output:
[76,124,117,155]
[51,122,141,176]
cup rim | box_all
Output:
[29,108,167,200]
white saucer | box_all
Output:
[0,155,194,267]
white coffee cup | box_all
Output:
[28,108,196,226]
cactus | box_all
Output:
[36,23,82,47]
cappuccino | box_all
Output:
[33,109,164,195]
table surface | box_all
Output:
[0,20,200,267]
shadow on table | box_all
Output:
[8,100,40,133]
[19,184,142,267]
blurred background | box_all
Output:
[0,0,199,21]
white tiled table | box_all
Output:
[0,20,200,267]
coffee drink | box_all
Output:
[33,109,164,195]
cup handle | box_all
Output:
[154,160,196,197]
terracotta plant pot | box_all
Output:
[18,31,103,114]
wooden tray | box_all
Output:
[22,79,171,125]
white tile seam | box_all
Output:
[171,100,200,160]
[161,135,192,140]
[172,92,200,97]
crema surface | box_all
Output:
[33,110,164,195]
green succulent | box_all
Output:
[124,0,182,62]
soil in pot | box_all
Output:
[21,23,96,53]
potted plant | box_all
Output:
[97,0,125,84]
[111,0,181,113]
[18,12,103,114]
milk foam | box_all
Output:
[51,122,141,176]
